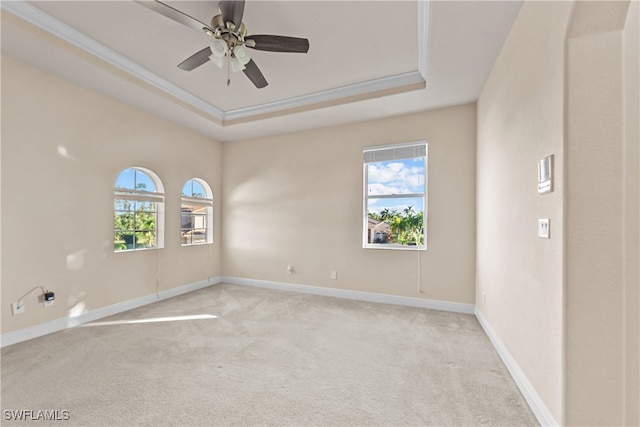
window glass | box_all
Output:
[135,172,155,192]
[364,142,427,250]
[115,168,135,190]
[114,168,164,252]
[183,180,207,198]
[181,179,213,246]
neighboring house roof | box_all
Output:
[368,218,391,232]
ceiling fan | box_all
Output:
[135,0,310,88]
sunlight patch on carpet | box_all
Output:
[81,314,218,327]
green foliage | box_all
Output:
[368,206,424,245]
[114,199,157,250]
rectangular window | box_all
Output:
[114,197,159,251]
[363,141,427,250]
[181,204,211,246]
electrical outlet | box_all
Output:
[43,292,55,307]
[12,302,24,315]
[330,271,337,280]
[287,264,293,275]
[538,218,550,239]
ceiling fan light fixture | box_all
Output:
[233,45,251,65]
[210,38,228,58]
[229,56,246,72]
[210,54,225,69]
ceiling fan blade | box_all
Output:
[243,59,268,88]
[246,35,309,53]
[135,1,213,33]
[177,47,213,71]
[219,0,245,29]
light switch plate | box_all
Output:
[538,218,550,238]
[538,155,554,194]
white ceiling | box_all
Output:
[1,1,522,142]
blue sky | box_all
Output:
[115,168,156,192]
[367,158,425,215]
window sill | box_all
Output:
[181,242,213,247]
[363,244,427,251]
[113,247,162,253]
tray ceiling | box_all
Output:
[1,1,523,141]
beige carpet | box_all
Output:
[1,283,538,426]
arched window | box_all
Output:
[114,167,165,251]
[181,178,213,246]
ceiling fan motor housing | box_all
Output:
[210,15,247,45]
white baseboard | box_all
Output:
[0,277,222,348]
[475,308,559,427]
[221,276,475,314]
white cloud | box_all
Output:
[367,161,424,195]
[368,182,411,196]
[368,162,406,182]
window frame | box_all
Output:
[362,141,428,251]
[113,167,165,252]
[181,178,214,246]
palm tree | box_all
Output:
[368,211,380,221]
[389,214,407,243]
[379,208,394,222]
[400,206,424,245]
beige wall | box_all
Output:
[478,0,639,425]
[476,1,571,423]
[1,57,223,334]
[476,2,571,421]
[222,104,476,304]
[623,3,639,423]
[565,1,639,425]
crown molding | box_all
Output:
[418,0,429,79]
[1,0,225,119]
[2,0,429,126]
[223,71,426,123]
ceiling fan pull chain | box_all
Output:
[226,53,231,86]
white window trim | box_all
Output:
[363,141,428,251]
